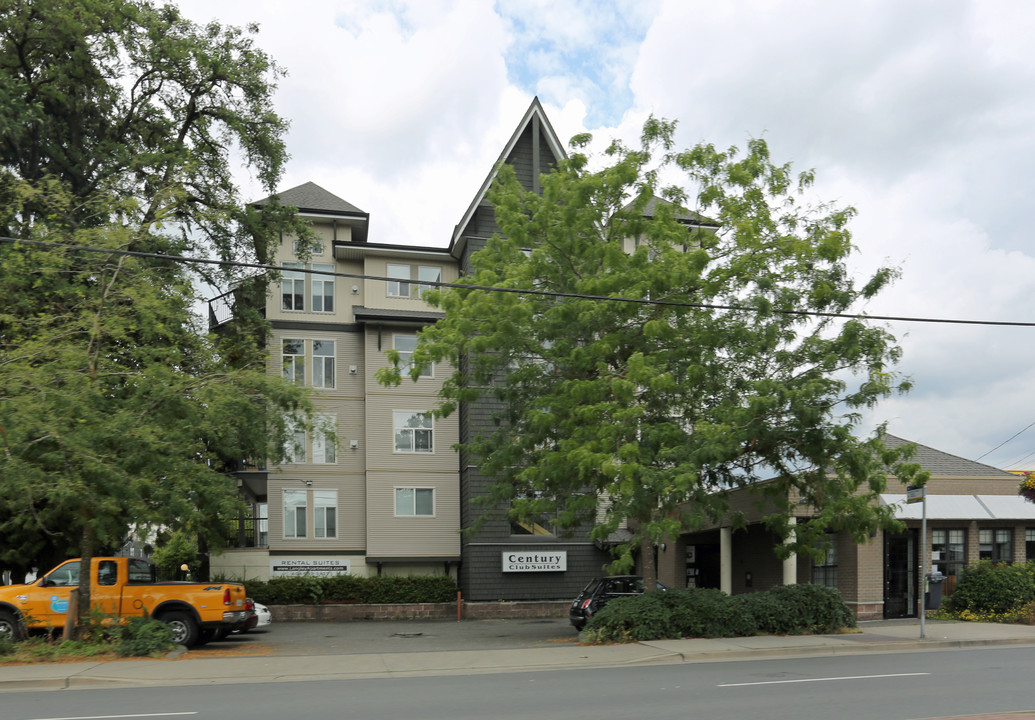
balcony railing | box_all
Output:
[224,515,268,549]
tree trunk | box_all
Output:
[641,536,658,591]
[74,517,96,640]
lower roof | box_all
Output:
[881,494,1035,520]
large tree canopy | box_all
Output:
[0,0,316,626]
[382,119,924,584]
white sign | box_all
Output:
[270,557,351,577]
[502,551,567,572]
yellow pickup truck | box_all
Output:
[0,557,248,647]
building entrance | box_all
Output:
[884,529,917,618]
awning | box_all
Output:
[880,494,1035,520]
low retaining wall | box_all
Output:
[268,600,570,622]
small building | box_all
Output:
[661,435,1035,619]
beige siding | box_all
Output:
[366,471,461,557]
[361,256,458,311]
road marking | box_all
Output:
[33,713,198,720]
[719,672,930,687]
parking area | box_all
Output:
[188,617,580,658]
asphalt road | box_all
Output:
[5,646,1035,720]
[194,616,581,657]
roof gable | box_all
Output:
[450,97,567,253]
[256,181,367,217]
[883,434,1015,478]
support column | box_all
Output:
[720,526,732,595]
[783,516,798,585]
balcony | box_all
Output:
[224,514,268,549]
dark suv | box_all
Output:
[569,575,667,631]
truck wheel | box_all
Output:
[161,611,200,647]
[0,610,23,641]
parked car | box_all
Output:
[234,598,272,633]
[569,575,667,631]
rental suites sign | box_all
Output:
[502,551,567,572]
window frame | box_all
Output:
[386,263,411,298]
[281,262,305,311]
[417,265,441,299]
[979,527,1013,563]
[393,333,432,378]
[811,533,838,589]
[311,263,335,313]
[395,487,435,517]
[312,414,337,464]
[312,339,335,389]
[393,411,433,453]
[283,489,308,539]
[282,339,305,385]
[313,490,337,538]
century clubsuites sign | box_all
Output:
[502,551,567,572]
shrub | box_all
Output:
[111,616,176,657]
[584,584,854,644]
[240,574,458,605]
[0,634,15,656]
[950,561,1035,615]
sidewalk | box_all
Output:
[3,619,1035,691]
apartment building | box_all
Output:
[210,182,461,581]
[211,99,614,596]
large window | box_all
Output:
[282,263,304,311]
[313,414,336,464]
[932,528,966,594]
[314,490,337,538]
[312,339,335,389]
[811,533,838,588]
[387,263,411,297]
[283,420,306,463]
[1027,529,1035,562]
[312,263,334,312]
[393,333,431,378]
[284,489,307,538]
[418,265,441,298]
[394,411,433,453]
[395,487,434,516]
[980,528,1012,562]
[282,339,304,385]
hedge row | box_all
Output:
[235,574,458,606]
[949,560,1035,615]
[585,584,855,643]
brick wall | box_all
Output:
[269,600,570,622]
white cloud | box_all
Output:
[173,0,1035,469]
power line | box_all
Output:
[4,235,1035,328]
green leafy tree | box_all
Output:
[381,119,924,586]
[0,0,315,631]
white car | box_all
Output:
[253,602,272,628]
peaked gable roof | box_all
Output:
[623,196,719,228]
[256,181,367,217]
[450,97,567,253]
[255,181,369,243]
[883,434,1015,478]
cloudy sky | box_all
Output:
[176,0,1035,470]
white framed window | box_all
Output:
[313,414,337,464]
[283,419,306,463]
[283,489,307,538]
[314,490,337,538]
[387,263,411,297]
[312,263,334,313]
[282,262,304,311]
[282,339,304,385]
[393,333,432,378]
[393,411,433,453]
[395,487,434,516]
[417,265,441,298]
[312,339,335,389]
